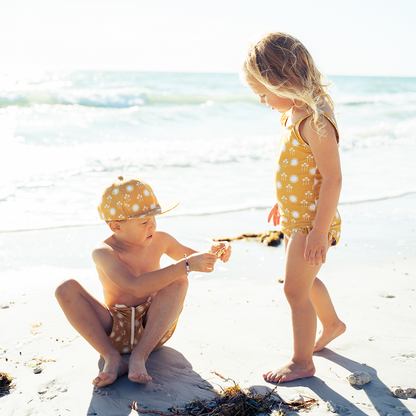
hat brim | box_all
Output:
[126,198,179,219]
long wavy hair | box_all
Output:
[241,32,334,134]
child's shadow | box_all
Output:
[253,349,411,415]
[86,347,216,416]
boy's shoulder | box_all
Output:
[91,237,119,265]
[91,231,175,261]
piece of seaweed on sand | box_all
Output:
[0,372,13,395]
[213,231,284,247]
[130,383,317,415]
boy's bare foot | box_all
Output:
[128,358,152,384]
[93,353,128,387]
[263,360,315,383]
[313,321,346,352]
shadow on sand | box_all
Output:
[254,349,412,416]
[87,347,216,416]
[87,347,412,416]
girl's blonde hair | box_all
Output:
[242,32,334,133]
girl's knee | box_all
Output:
[283,282,297,303]
[283,280,309,305]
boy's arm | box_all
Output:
[162,231,231,263]
[160,231,198,261]
[92,243,217,299]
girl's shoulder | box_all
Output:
[299,113,339,146]
[319,101,337,126]
[297,103,339,145]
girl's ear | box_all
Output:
[108,221,122,233]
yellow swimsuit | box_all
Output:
[274,112,341,244]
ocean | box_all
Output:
[1,71,415,232]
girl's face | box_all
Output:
[248,78,294,113]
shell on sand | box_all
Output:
[391,387,416,398]
[347,371,371,386]
[405,388,416,398]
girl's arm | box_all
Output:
[300,118,342,266]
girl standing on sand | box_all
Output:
[241,32,346,383]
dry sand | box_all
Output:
[1,194,415,415]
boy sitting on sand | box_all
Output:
[55,175,231,386]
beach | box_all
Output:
[1,70,416,415]
[1,193,415,415]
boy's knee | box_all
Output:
[55,279,81,301]
[175,275,189,290]
[168,275,188,293]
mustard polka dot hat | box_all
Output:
[98,175,179,221]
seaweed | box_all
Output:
[213,231,284,247]
[0,372,13,394]
[129,382,317,415]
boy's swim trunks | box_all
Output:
[105,301,179,354]
[274,111,341,245]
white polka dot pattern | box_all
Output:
[274,113,341,244]
[97,175,179,221]
[106,302,180,354]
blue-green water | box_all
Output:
[1,71,415,232]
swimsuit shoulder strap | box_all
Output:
[294,111,340,143]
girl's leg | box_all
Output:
[264,232,324,383]
[128,275,188,384]
[55,279,128,386]
[311,277,346,352]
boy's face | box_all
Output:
[116,216,157,246]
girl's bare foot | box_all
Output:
[314,321,346,352]
[263,360,315,383]
[92,353,128,387]
[128,357,152,384]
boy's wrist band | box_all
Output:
[184,254,189,277]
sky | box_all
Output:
[1,0,415,77]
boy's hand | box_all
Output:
[304,229,328,267]
[187,252,218,273]
[210,242,231,263]
[267,203,280,226]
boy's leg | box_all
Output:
[128,276,188,384]
[311,277,346,352]
[264,233,325,383]
[55,279,128,386]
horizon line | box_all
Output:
[1,67,415,79]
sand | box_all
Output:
[1,194,415,416]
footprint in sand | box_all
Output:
[38,380,68,402]
[391,353,416,362]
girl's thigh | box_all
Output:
[284,233,324,298]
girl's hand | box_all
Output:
[304,229,328,266]
[209,242,232,263]
[267,203,280,226]
[187,252,218,273]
